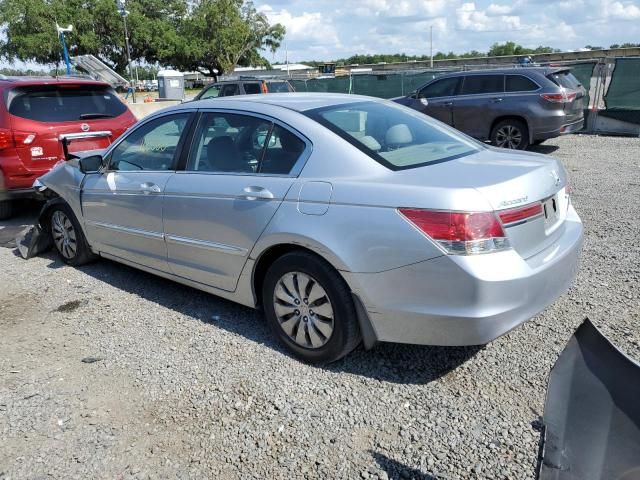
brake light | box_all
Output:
[541,91,577,103]
[261,82,268,94]
[0,128,14,150]
[398,208,510,255]
[498,203,543,225]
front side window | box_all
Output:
[199,85,221,99]
[418,77,460,98]
[108,113,190,171]
[305,101,481,171]
[187,113,306,175]
[506,75,539,92]
[243,83,262,94]
[461,75,504,95]
[220,84,240,97]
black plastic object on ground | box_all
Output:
[539,318,640,480]
[16,224,51,259]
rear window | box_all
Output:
[506,75,539,92]
[305,101,481,171]
[243,83,262,94]
[547,71,581,89]
[267,82,293,93]
[6,84,127,122]
[461,75,504,95]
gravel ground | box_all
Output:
[1,134,639,480]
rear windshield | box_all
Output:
[547,71,582,89]
[267,82,293,93]
[6,84,128,122]
[305,101,481,170]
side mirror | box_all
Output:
[79,154,104,174]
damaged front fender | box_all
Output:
[539,318,640,480]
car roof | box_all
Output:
[187,92,380,112]
[0,75,111,89]
[212,79,290,84]
[438,66,570,77]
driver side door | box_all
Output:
[412,76,461,125]
[81,112,193,271]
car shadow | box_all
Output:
[0,200,41,249]
[370,451,440,479]
[35,253,482,385]
[528,144,560,154]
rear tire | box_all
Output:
[262,251,361,364]
[0,200,14,220]
[490,119,529,150]
[49,203,96,266]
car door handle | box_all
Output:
[491,97,503,103]
[140,182,161,194]
[443,101,453,106]
[241,186,274,200]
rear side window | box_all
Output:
[219,84,240,97]
[461,75,504,95]
[419,77,459,98]
[267,82,293,93]
[547,71,581,89]
[6,85,127,122]
[243,83,262,94]
[506,75,539,92]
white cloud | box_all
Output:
[486,3,515,15]
[608,0,640,19]
[456,2,522,31]
[258,5,340,44]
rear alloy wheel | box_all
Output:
[49,204,96,266]
[262,251,361,363]
[491,119,529,150]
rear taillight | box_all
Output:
[0,128,37,150]
[541,91,577,103]
[398,208,510,255]
[0,128,14,150]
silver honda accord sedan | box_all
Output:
[35,93,583,363]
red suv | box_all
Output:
[0,77,137,218]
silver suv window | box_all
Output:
[419,77,459,98]
[506,75,539,92]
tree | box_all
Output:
[0,0,185,75]
[166,0,285,79]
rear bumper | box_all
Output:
[0,187,37,201]
[533,117,584,141]
[345,205,583,346]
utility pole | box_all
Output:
[117,0,136,103]
[430,25,434,69]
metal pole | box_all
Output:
[122,10,136,103]
[59,32,72,75]
[430,25,433,69]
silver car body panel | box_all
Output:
[36,93,584,346]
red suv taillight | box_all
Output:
[0,128,37,150]
[398,208,510,255]
[541,91,577,103]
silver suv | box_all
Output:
[394,67,586,150]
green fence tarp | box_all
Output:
[568,62,596,108]
[604,58,640,110]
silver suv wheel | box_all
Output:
[495,125,523,149]
[273,272,335,349]
[51,210,77,259]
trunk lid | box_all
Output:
[546,69,586,122]
[391,148,570,259]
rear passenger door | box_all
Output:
[163,111,310,291]
[414,77,460,125]
[453,74,505,139]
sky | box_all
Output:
[255,0,640,62]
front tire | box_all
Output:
[490,119,529,150]
[262,251,361,364]
[49,203,96,266]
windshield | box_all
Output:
[305,101,482,170]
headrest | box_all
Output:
[385,124,413,145]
